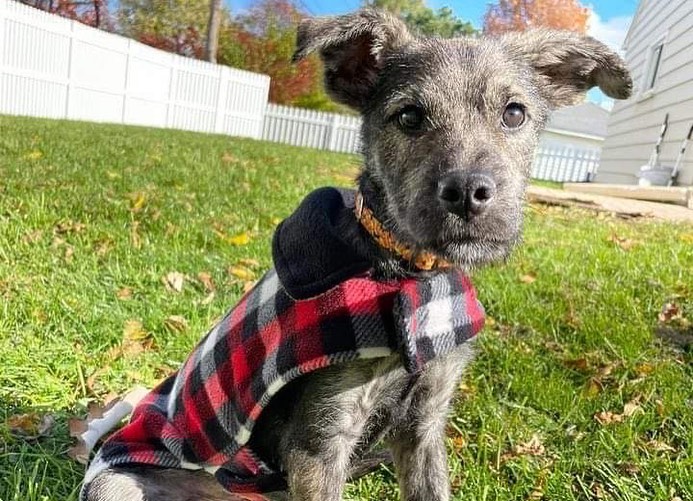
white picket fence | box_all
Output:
[532,141,601,182]
[262,103,361,154]
[0,0,270,138]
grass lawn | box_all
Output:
[0,114,691,501]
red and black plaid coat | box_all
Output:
[82,188,485,497]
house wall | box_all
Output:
[596,0,693,186]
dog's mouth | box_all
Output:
[404,208,523,268]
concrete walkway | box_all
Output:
[527,186,693,224]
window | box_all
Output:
[646,42,664,90]
[642,35,667,96]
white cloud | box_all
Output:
[587,10,633,54]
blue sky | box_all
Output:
[228,0,638,28]
[228,0,640,106]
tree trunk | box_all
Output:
[205,0,222,63]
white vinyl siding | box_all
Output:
[597,0,693,186]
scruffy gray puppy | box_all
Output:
[82,8,632,501]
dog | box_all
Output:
[82,9,632,501]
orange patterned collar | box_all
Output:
[354,192,452,271]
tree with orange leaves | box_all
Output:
[483,0,589,35]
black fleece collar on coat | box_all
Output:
[272,187,372,300]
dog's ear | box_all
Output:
[293,9,412,110]
[502,30,633,108]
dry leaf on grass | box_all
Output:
[519,274,537,284]
[228,232,251,246]
[623,399,643,417]
[501,433,545,462]
[645,439,676,453]
[229,265,255,281]
[594,410,624,425]
[164,315,188,333]
[129,192,147,212]
[7,413,55,440]
[196,272,215,292]
[243,281,256,293]
[22,229,44,244]
[635,363,655,376]
[162,271,185,293]
[117,287,133,300]
[563,358,589,372]
[104,320,154,361]
[238,258,260,267]
[658,302,685,324]
[608,234,637,251]
[590,482,607,499]
[55,220,86,234]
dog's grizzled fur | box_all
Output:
[84,8,632,501]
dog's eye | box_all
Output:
[502,103,526,129]
[396,106,424,131]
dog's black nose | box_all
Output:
[437,171,496,219]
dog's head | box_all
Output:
[294,9,632,268]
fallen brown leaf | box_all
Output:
[623,399,643,418]
[635,362,655,377]
[658,303,681,323]
[229,265,255,281]
[64,245,74,263]
[563,358,589,372]
[514,434,545,457]
[7,413,55,440]
[238,258,260,268]
[645,439,676,453]
[162,271,185,293]
[519,274,537,284]
[164,315,188,333]
[608,234,637,251]
[55,220,86,234]
[501,433,545,462]
[117,287,133,300]
[594,410,624,425]
[22,229,44,244]
[591,482,607,499]
[197,272,215,292]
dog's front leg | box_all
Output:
[280,364,383,501]
[388,346,475,501]
[389,425,450,501]
[284,436,357,501]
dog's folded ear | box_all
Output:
[502,30,633,108]
[293,9,412,110]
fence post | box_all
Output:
[121,38,132,124]
[327,113,340,151]
[0,0,5,72]
[214,66,229,134]
[165,53,177,129]
[64,20,76,119]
